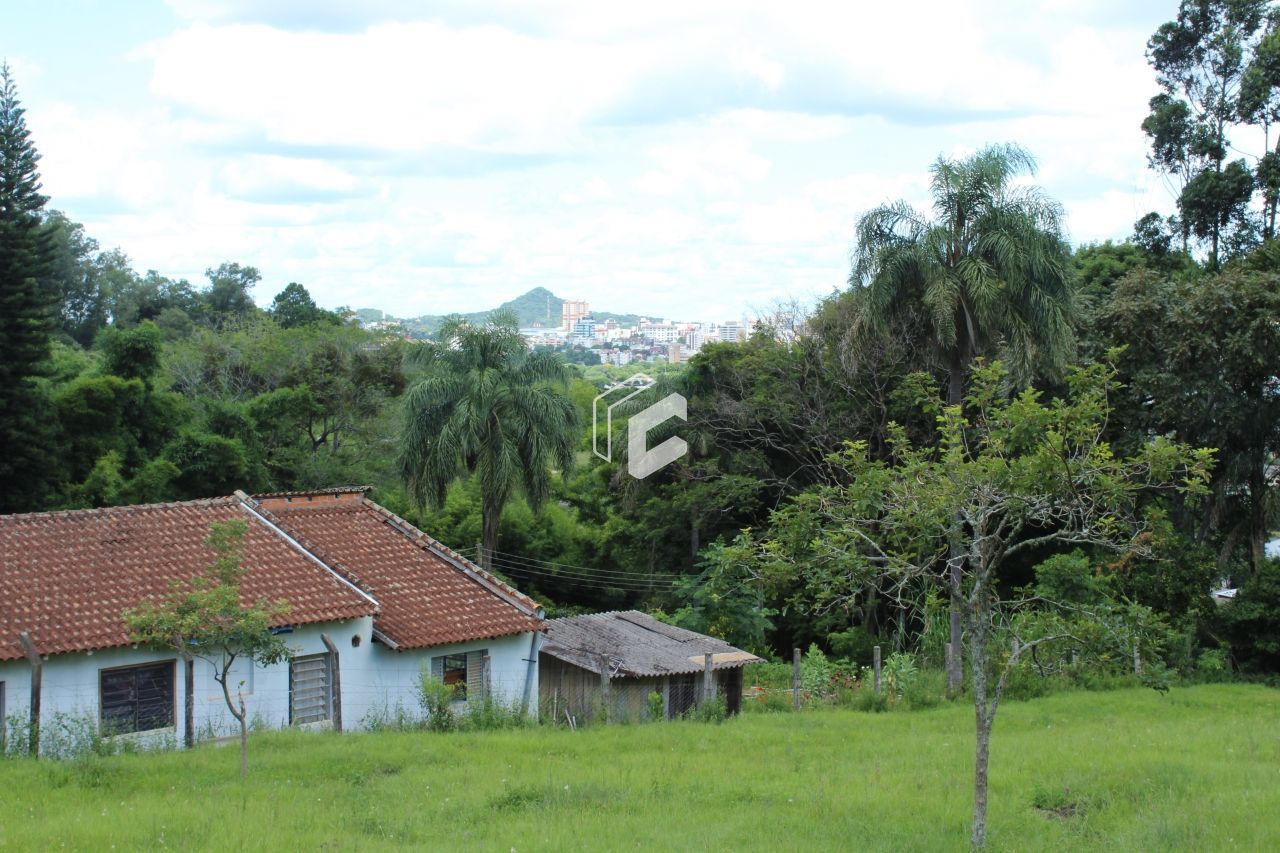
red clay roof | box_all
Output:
[0,497,376,662]
[257,495,542,649]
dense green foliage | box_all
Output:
[0,686,1275,849]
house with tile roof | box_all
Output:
[0,488,543,752]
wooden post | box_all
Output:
[792,647,802,710]
[320,633,342,733]
[181,651,195,748]
[18,632,41,758]
[598,654,611,723]
[945,643,953,681]
[873,645,882,694]
[702,653,714,705]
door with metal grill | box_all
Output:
[289,654,331,725]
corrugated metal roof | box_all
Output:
[540,610,763,677]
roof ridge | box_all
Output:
[0,495,238,523]
[253,486,372,500]
[356,499,542,616]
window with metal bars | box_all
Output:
[100,661,175,734]
[289,654,332,725]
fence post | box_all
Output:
[181,651,195,748]
[598,653,612,722]
[873,645,882,694]
[792,647,802,710]
[320,633,343,733]
[19,632,41,758]
[702,653,714,705]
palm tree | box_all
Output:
[852,143,1074,404]
[399,311,579,569]
[850,143,1076,692]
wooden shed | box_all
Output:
[539,610,762,723]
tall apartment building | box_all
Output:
[562,299,589,331]
[719,320,744,343]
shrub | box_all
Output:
[646,691,664,722]
[689,696,727,723]
[881,652,918,698]
[417,667,458,732]
[464,696,530,731]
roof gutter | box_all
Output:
[234,491,380,609]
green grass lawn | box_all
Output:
[1,684,1277,851]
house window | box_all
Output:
[431,650,488,702]
[289,654,332,725]
[100,662,175,734]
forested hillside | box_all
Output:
[3,0,1280,694]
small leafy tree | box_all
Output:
[760,358,1213,848]
[125,520,291,777]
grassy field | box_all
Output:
[0,684,1276,851]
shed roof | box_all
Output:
[0,496,376,662]
[540,610,763,677]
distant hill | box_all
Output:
[365,287,644,337]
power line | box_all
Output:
[485,554,679,584]
[483,548,680,580]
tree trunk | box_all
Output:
[1249,450,1267,578]
[969,603,992,849]
[481,501,501,570]
[947,357,965,693]
[238,696,248,780]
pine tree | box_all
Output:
[0,62,57,512]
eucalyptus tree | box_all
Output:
[850,143,1076,690]
[1142,0,1270,263]
[399,310,579,568]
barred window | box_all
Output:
[100,662,175,734]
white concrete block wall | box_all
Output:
[0,622,539,752]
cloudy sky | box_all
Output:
[8,0,1177,321]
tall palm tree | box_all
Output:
[850,143,1076,692]
[399,311,580,569]
[852,143,1075,404]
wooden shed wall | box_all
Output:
[538,653,744,723]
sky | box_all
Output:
[5,0,1180,321]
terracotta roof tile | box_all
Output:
[0,497,376,662]
[259,497,542,649]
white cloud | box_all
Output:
[19,1,1188,320]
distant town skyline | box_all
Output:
[9,1,1178,319]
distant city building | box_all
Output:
[720,320,744,343]
[667,343,682,364]
[562,299,589,331]
[639,323,679,343]
[572,316,597,340]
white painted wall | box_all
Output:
[0,621,539,753]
